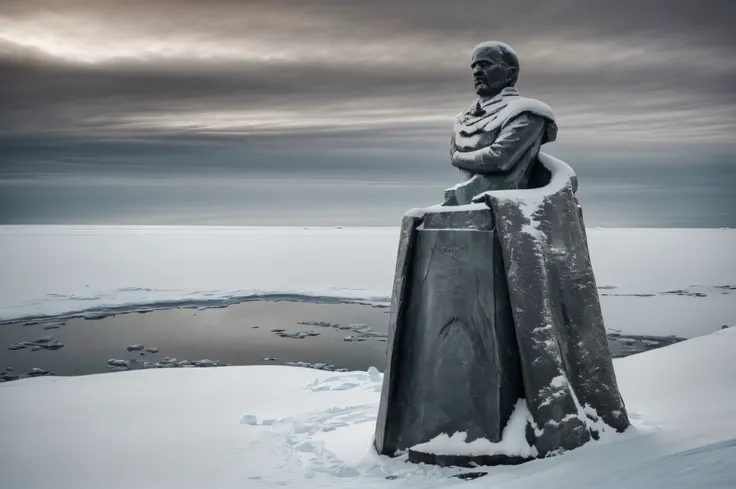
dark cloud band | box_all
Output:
[1,0,734,175]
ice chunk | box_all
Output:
[297,321,336,328]
[126,344,145,352]
[240,415,257,425]
[285,361,339,371]
[28,368,50,377]
[193,359,219,368]
[367,366,382,382]
[18,338,64,351]
[145,347,159,353]
[107,359,129,368]
[278,331,310,339]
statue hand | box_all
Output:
[451,150,468,167]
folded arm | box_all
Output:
[451,113,546,174]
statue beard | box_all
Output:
[474,77,501,98]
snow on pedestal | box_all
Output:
[408,400,538,467]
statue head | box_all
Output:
[471,41,519,99]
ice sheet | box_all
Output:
[1,226,734,337]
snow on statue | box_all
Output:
[375,41,630,466]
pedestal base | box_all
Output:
[408,449,533,468]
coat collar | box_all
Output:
[464,87,519,119]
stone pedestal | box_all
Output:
[376,154,630,466]
[374,205,524,457]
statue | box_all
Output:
[446,41,557,205]
[374,41,630,468]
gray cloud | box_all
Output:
[0,0,734,226]
[1,0,734,144]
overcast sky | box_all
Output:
[1,0,734,226]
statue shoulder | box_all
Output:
[503,97,555,124]
[503,97,558,143]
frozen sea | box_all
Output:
[1,226,734,380]
[1,225,735,489]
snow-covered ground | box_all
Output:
[1,327,734,489]
[1,226,734,337]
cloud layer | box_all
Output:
[2,0,734,146]
[0,0,734,226]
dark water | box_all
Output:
[0,301,683,381]
[0,302,390,379]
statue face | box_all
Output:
[471,48,516,98]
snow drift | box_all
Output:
[1,327,734,488]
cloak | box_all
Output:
[476,153,630,454]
